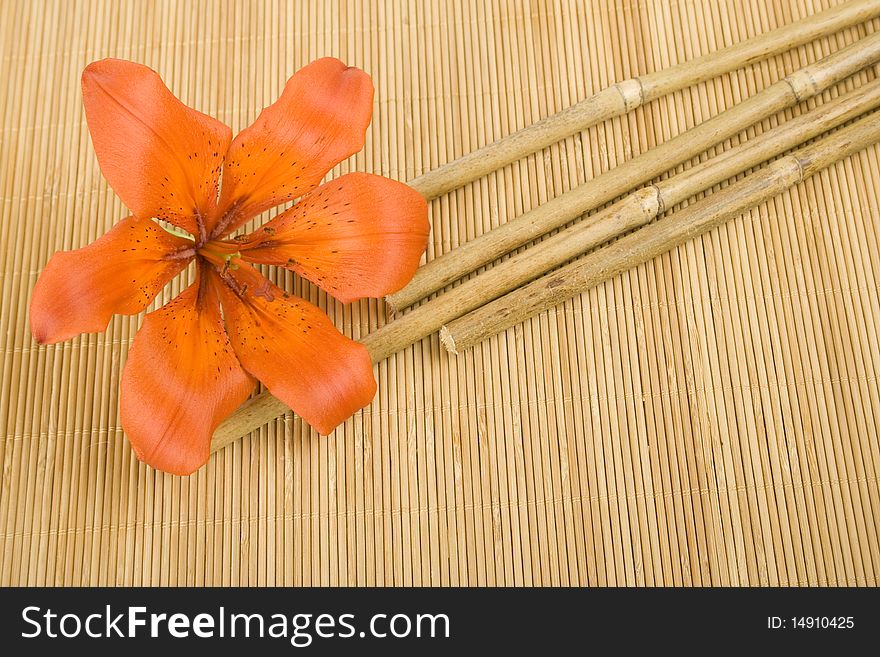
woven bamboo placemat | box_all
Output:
[1,0,878,586]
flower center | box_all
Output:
[199,239,242,270]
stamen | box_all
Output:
[194,209,208,247]
[215,266,246,297]
[209,198,244,240]
[164,247,196,261]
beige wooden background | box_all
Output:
[1,0,878,586]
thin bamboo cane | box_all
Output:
[406,0,880,200]
[369,81,880,359]
[440,110,880,353]
[392,79,880,358]
[388,29,880,311]
[211,73,880,452]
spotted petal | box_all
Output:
[238,172,429,303]
[212,58,373,237]
[30,216,192,344]
[120,271,255,475]
[211,262,376,434]
[82,58,231,239]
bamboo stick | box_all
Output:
[388,29,880,311]
[393,80,880,350]
[440,110,880,353]
[211,75,880,452]
[406,0,880,200]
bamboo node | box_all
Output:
[784,68,821,101]
[637,184,664,217]
[614,78,645,111]
[789,152,807,182]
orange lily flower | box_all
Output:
[29,58,429,475]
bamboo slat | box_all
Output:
[1,0,878,587]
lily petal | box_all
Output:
[213,58,373,237]
[237,173,429,303]
[120,271,255,475]
[82,58,231,239]
[212,262,376,434]
[30,217,192,344]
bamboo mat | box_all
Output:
[1,0,878,587]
